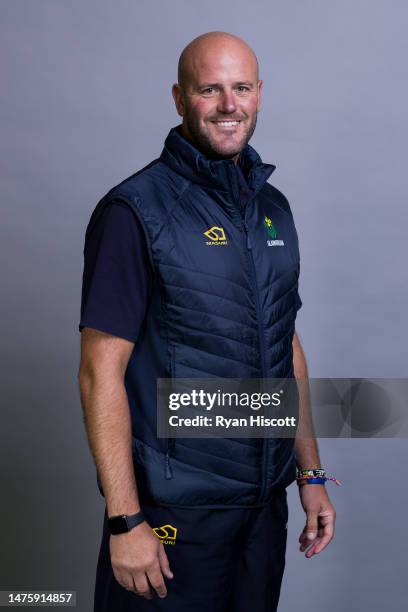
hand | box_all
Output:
[298,484,336,558]
[109,521,174,599]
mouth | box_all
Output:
[210,119,242,130]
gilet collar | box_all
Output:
[159,125,276,198]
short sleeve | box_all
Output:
[79,200,153,343]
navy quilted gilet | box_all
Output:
[86,125,301,508]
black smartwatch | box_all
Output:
[108,510,146,535]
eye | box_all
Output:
[236,85,250,93]
[201,87,217,95]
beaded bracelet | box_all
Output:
[296,468,342,486]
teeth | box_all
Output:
[215,121,240,127]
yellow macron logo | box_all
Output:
[203,226,228,246]
[152,524,178,545]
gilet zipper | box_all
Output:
[229,161,269,504]
[242,219,269,504]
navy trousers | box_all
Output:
[94,489,289,612]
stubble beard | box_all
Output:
[183,110,258,160]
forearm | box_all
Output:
[292,332,322,470]
[79,367,141,516]
[294,436,321,470]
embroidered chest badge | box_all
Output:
[203,226,228,246]
[263,216,284,247]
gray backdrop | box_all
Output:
[1,1,407,610]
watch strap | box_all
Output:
[108,510,146,535]
[126,510,146,531]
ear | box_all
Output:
[172,83,185,117]
[256,80,263,112]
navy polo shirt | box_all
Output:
[79,164,301,343]
[79,199,153,342]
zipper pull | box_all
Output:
[165,451,173,480]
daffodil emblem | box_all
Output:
[264,216,277,239]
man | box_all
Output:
[78,31,336,612]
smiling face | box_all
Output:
[172,33,262,162]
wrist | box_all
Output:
[107,509,146,535]
[297,477,326,487]
[106,499,141,517]
[295,468,342,487]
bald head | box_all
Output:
[178,31,259,90]
[172,31,262,161]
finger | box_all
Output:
[302,523,335,557]
[304,510,319,541]
[299,530,311,544]
[299,528,318,547]
[134,574,152,600]
[300,522,325,551]
[147,564,168,599]
[305,542,320,557]
[113,569,133,591]
[309,527,335,555]
[300,534,321,553]
[158,543,174,579]
[120,572,138,594]
[308,539,327,555]
[299,524,320,545]
[299,537,317,552]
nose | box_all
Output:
[217,88,237,114]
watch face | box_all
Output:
[108,515,128,535]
